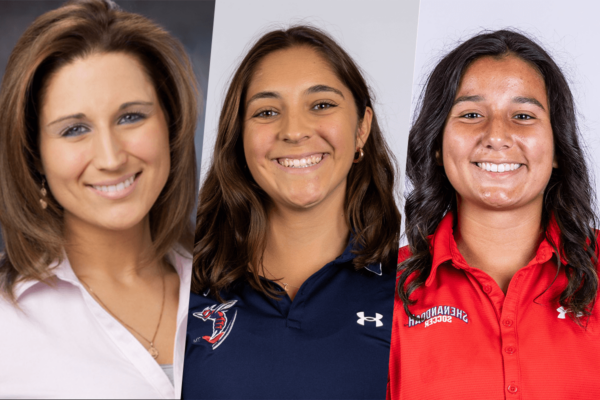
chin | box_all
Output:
[478,190,520,209]
[89,209,148,232]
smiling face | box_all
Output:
[442,55,556,211]
[242,46,371,211]
[39,52,170,233]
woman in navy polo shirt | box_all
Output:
[389,30,600,399]
[184,26,401,399]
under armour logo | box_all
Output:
[357,312,383,327]
[557,306,583,319]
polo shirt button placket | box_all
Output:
[507,384,518,394]
[483,284,492,294]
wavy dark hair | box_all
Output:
[0,0,197,300]
[194,25,401,300]
[398,29,598,322]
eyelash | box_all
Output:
[461,112,482,119]
[514,113,534,120]
[253,108,279,118]
[312,101,337,111]
[59,112,148,137]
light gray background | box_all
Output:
[201,0,420,205]
[411,0,600,213]
[0,0,215,249]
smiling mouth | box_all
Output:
[90,173,140,193]
[476,162,522,173]
[277,154,323,169]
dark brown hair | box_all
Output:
[0,0,198,300]
[193,25,401,300]
[398,29,598,323]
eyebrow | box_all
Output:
[453,95,484,105]
[512,96,545,110]
[46,101,154,127]
[246,91,281,108]
[246,84,345,109]
[305,84,344,98]
[453,94,546,111]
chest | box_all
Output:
[393,265,600,400]
[183,269,395,399]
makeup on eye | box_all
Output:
[56,111,149,137]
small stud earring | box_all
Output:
[353,147,364,164]
[40,178,48,210]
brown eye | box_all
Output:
[461,112,482,119]
[312,101,336,111]
[514,113,533,120]
[254,109,279,118]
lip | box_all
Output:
[86,172,141,200]
[273,152,326,160]
[87,172,139,187]
[272,153,329,174]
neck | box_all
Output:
[64,214,158,282]
[263,190,349,287]
[455,199,543,292]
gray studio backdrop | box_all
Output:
[0,0,215,250]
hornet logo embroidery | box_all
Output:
[357,312,383,327]
[193,300,238,349]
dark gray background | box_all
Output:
[0,0,215,250]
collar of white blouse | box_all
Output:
[13,245,191,398]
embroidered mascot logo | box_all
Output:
[193,300,237,350]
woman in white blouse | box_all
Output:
[0,0,197,398]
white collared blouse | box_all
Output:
[0,246,191,399]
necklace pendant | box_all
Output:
[282,283,289,291]
[148,343,159,359]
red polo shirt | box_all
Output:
[388,212,600,400]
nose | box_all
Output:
[481,116,514,150]
[92,127,127,171]
[279,109,311,144]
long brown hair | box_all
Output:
[0,0,198,300]
[193,25,401,300]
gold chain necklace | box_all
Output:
[78,272,166,359]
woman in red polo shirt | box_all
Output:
[390,30,600,399]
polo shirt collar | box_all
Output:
[426,211,563,287]
[327,235,382,275]
[201,237,384,297]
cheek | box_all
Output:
[127,124,171,173]
[243,124,276,166]
[318,117,356,160]
[40,139,89,188]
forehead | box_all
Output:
[246,46,344,95]
[457,55,547,101]
[41,52,157,118]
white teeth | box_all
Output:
[92,175,136,192]
[278,155,323,168]
[476,162,521,172]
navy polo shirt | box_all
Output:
[182,241,395,399]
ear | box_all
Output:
[435,149,443,166]
[552,154,558,169]
[356,106,373,149]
